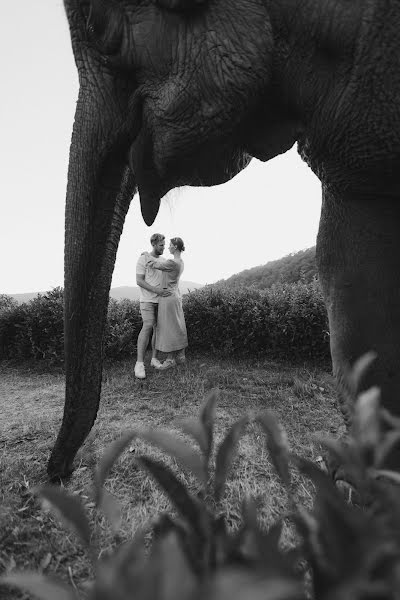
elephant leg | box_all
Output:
[317,187,400,463]
[47,87,135,479]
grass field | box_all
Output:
[0,355,343,599]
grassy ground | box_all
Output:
[0,355,343,599]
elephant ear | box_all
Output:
[157,0,206,11]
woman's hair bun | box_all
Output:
[171,237,185,251]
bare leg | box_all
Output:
[136,323,153,363]
[151,325,157,359]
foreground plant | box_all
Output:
[2,364,400,599]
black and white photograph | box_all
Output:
[1,1,400,598]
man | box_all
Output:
[134,233,171,379]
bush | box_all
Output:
[2,357,400,599]
[0,281,330,364]
[105,298,142,360]
[24,288,65,362]
[0,301,31,360]
[0,289,64,363]
[183,281,329,362]
[0,294,17,315]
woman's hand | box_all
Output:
[145,254,157,267]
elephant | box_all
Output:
[47,0,400,480]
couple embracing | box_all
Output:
[134,233,188,379]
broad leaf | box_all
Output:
[94,431,137,504]
[241,499,291,577]
[334,352,377,420]
[265,520,283,550]
[200,391,218,463]
[149,531,198,600]
[208,569,303,600]
[259,521,298,579]
[214,416,248,501]
[153,513,204,575]
[313,435,356,469]
[0,572,76,600]
[291,455,339,499]
[98,488,121,533]
[113,529,147,571]
[177,417,208,457]
[239,497,263,563]
[349,351,377,395]
[241,496,259,530]
[36,485,91,549]
[136,428,207,485]
[293,506,324,569]
[135,456,208,539]
[353,386,381,452]
[256,411,291,488]
[210,514,229,567]
[292,456,369,574]
[374,430,400,467]
[92,531,148,598]
[381,408,400,430]
[371,469,400,485]
[313,436,364,484]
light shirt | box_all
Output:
[136,254,166,303]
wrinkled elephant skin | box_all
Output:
[49,0,400,478]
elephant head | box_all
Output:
[48,0,400,479]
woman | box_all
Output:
[144,237,188,370]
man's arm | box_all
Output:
[136,274,171,297]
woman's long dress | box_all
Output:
[147,257,188,353]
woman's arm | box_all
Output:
[145,255,176,271]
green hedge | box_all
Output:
[184,281,329,361]
[0,288,64,362]
[0,281,330,364]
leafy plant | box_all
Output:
[104,298,142,360]
[0,294,17,314]
[0,288,64,363]
[2,360,400,599]
[183,281,329,362]
[0,391,302,599]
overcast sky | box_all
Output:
[0,1,322,294]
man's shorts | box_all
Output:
[139,302,158,326]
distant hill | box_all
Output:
[215,247,317,290]
[8,292,40,304]
[9,281,203,305]
[6,249,317,304]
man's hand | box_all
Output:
[156,287,172,297]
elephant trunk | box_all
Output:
[47,88,135,481]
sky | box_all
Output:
[0,1,322,294]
